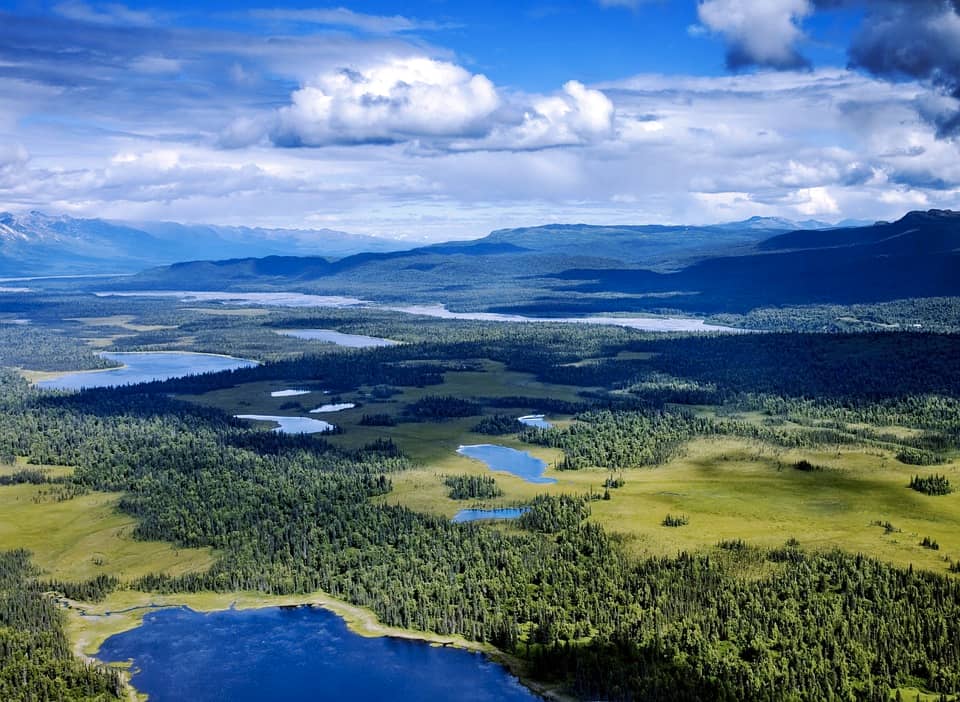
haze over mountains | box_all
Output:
[0,211,410,276]
[0,211,853,278]
[101,209,960,318]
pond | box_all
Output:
[35,352,257,391]
[309,403,356,413]
[234,415,335,434]
[270,389,312,397]
[95,605,539,702]
[277,328,398,348]
[517,414,552,429]
[457,444,556,484]
[452,508,528,524]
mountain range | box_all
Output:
[0,211,411,276]
[98,209,960,317]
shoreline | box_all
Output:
[23,350,260,386]
[68,588,576,702]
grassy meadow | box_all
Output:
[175,360,960,576]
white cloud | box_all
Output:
[249,8,445,34]
[52,1,157,26]
[696,0,813,68]
[255,58,616,152]
[512,80,615,147]
[253,56,615,153]
[0,143,30,190]
[270,57,500,146]
[5,51,960,238]
[130,55,182,75]
[790,186,840,216]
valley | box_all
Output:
[6,2,960,699]
[2,282,960,700]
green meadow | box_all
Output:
[177,361,960,577]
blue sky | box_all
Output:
[0,0,958,239]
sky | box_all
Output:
[0,0,959,240]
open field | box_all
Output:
[0,473,214,583]
[4,324,960,700]
[182,360,583,458]
[385,435,960,574]
[178,358,960,576]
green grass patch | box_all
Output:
[0,479,214,584]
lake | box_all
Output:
[518,414,552,429]
[95,605,539,702]
[234,415,336,434]
[96,290,368,308]
[386,303,738,332]
[452,508,528,523]
[35,352,257,391]
[277,328,399,348]
[99,291,741,333]
[457,444,556,484]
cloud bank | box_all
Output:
[694,0,960,136]
[0,2,958,239]
[222,56,615,152]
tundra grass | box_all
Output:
[179,362,960,575]
[386,436,960,575]
[0,478,213,583]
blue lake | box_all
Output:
[457,444,556,484]
[35,352,257,391]
[96,606,539,702]
[100,291,743,332]
[452,508,528,523]
[234,414,336,434]
[277,328,398,348]
[518,414,553,429]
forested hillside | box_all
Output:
[1,313,959,700]
[105,210,960,328]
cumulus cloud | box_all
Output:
[5,3,960,235]
[269,57,500,146]
[844,0,960,137]
[696,0,813,69]
[470,80,615,151]
[694,0,960,136]
[247,57,615,151]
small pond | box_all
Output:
[452,508,528,524]
[277,328,398,348]
[234,415,335,434]
[309,403,356,413]
[457,444,556,484]
[517,414,553,429]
